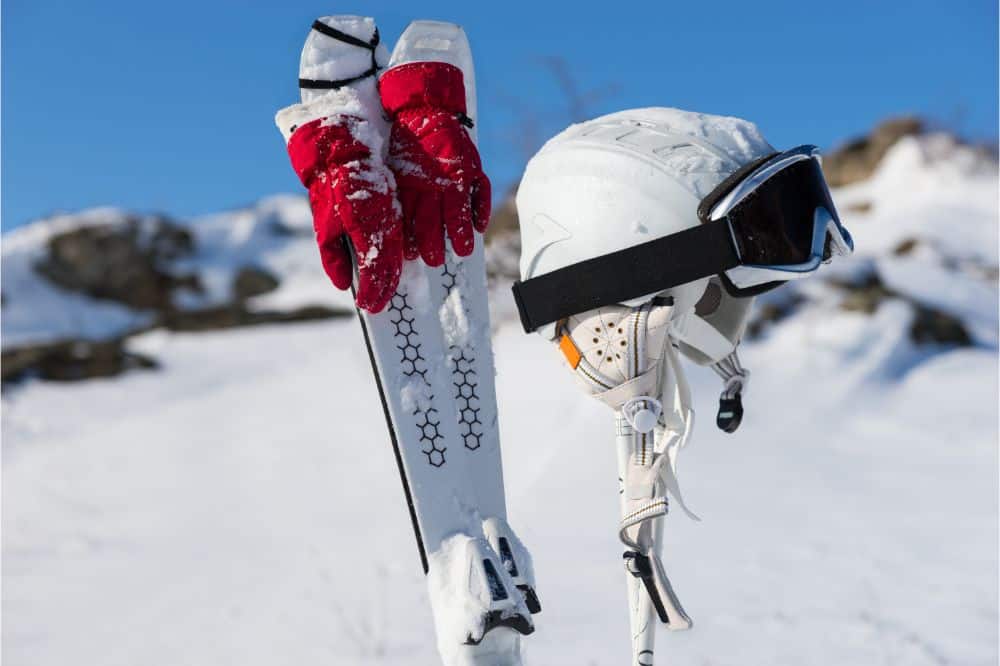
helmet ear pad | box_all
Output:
[676,278,756,366]
[665,277,711,317]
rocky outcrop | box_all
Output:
[1,303,350,383]
[34,215,198,310]
[834,270,972,346]
[821,117,924,187]
[2,338,157,383]
[162,305,348,333]
[484,186,520,244]
[232,266,280,301]
[744,291,807,339]
[484,187,523,286]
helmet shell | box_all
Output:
[516,107,774,318]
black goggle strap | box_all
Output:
[298,20,382,90]
[511,219,740,333]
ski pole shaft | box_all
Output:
[616,415,658,666]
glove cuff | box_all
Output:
[379,62,467,116]
[286,117,370,184]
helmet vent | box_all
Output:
[652,141,693,155]
[614,129,643,145]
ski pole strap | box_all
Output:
[511,219,740,333]
[299,20,382,90]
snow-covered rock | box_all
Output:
[1,195,353,381]
[757,131,998,353]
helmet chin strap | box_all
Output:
[558,300,700,523]
[557,299,699,629]
[653,338,698,519]
[616,328,700,543]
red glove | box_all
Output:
[379,62,491,266]
[287,117,402,313]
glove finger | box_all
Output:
[350,190,403,314]
[318,233,354,291]
[310,181,352,290]
[356,222,403,313]
[442,188,474,257]
[309,181,344,239]
[356,247,401,313]
[414,192,446,267]
[471,174,492,233]
[398,188,420,261]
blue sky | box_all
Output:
[2,0,997,230]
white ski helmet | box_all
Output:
[515,107,775,340]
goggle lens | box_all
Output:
[727,157,840,266]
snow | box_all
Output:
[424,536,526,666]
[424,533,523,658]
[3,133,998,665]
[835,134,998,262]
[439,284,471,348]
[879,254,998,345]
[3,313,995,665]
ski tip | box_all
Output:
[389,20,472,71]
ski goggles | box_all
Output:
[700,144,853,297]
[511,145,854,333]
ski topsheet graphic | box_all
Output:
[276,17,537,666]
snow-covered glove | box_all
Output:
[379,62,491,266]
[277,95,403,314]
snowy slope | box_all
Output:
[3,134,998,665]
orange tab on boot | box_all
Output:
[559,334,581,369]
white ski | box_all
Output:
[362,20,538,665]
[389,19,540,612]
